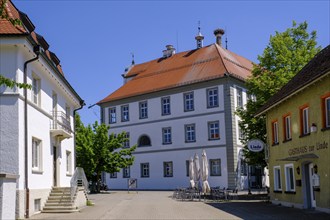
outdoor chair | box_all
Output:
[227,188,239,200]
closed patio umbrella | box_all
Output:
[201,150,211,193]
[193,153,201,190]
[189,157,195,188]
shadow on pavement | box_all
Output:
[206,201,330,220]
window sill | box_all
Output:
[272,143,279,146]
[162,142,172,145]
[284,191,296,194]
[207,105,219,109]
[185,141,196,143]
[210,174,221,176]
[282,138,292,143]
[164,176,173,178]
[321,127,330,132]
[299,133,310,138]
[273,190,282,193]
[141,176,149,178]
[32,170,43,174]
[209,138,220,141]
[66,173,72,177]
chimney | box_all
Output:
[163,45,176,58]
[214,28,225,46]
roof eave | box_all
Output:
[255,71,330,117]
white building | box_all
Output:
[0,1,84,218]
[98,28,261,191]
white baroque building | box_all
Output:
[0,1,84,218]
[98,29,260,190]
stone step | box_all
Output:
[47,195,72,199]
[42,208,79,213]
[44,202,73,206]
[43,206,77,211]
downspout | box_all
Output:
[24,45,40,218]
[73,100,85,168]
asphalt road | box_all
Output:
[30,191,330,220]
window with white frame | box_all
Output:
[123,132,130,148]
[139,101,148,119]
[273,166,282,191]
[238,121,245,140]
[272,121,279,145]
[32,138,42,171]
[66,151,72,175]
[110,172,117,178]
[210,159,221,176]
[65,105,70,120]
[208,121,220,140]
[32,76,40,105]
[163,161,173,177]
[123,166,130,178]
[284,115,292,141]
[141,163,149,178]
[109,107,116,124]
[34,199,41,212]
[185,124,196,142]
[161,97,171,115]
[301,107,310,135]
[207,87,218,108]
[285,164,295,192]
[236,87,243,108]
[121,105,129,122]
[162,127,172,144]
[184,92,194,111]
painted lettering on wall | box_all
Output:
[288,141,328,156]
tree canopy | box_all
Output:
[236,21,321,167]
[75,114,136,188]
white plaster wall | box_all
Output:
[1,40,78,191]
[0,96,19,174]
[106,146,228,190]
[104,85,224,126]
[104,82,234,190]
[0,178,17,220]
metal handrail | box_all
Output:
[50,111,72,133]
[70,167,89,202]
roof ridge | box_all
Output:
[214,43,229,73]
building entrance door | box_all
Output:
[53,146,57,186]
[308,163,316,208]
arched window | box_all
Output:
[138,135,151,147]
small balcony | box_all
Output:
[50,111,72,139]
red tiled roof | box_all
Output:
[1,0,84,103]
[98,44,253,104]
[0,0,27,34]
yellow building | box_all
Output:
[257,45,330,213]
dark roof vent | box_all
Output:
[49,51,60,66]
[18,11,35,33]
[36,33,49,50]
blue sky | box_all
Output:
[13,0,330,125]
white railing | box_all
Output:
[70,167,89,202]
[50,111,72,133]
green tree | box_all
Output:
[75,114,136,192]
[236,21,321,167]
[1,0,31,89]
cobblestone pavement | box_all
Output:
[30,191,330,220]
